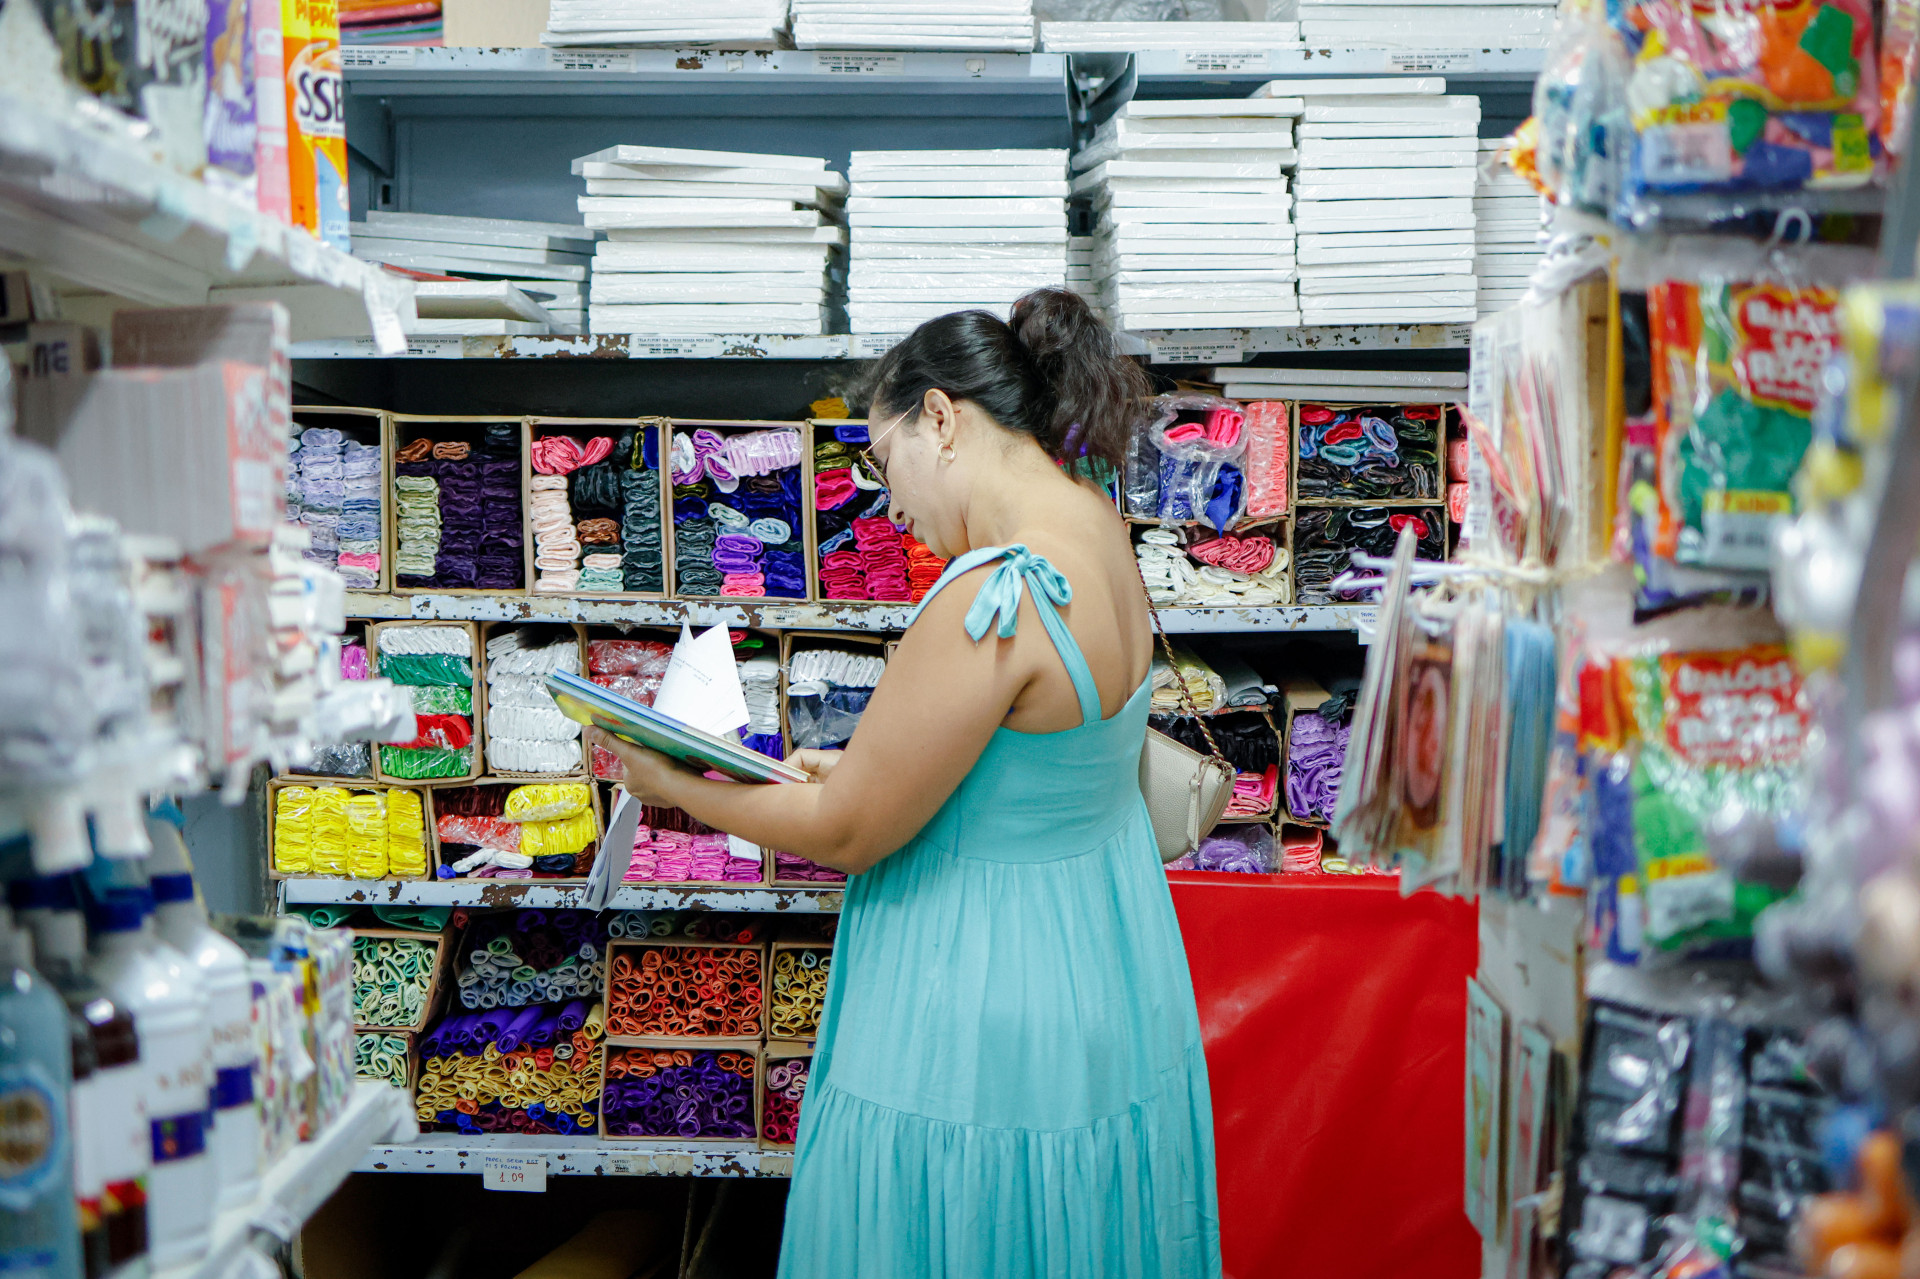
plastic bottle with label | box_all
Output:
[10,877,147,1279]
[146,823,260,1210]
[87,890,212,1270]
[0,906,81,1279]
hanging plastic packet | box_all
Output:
[1614,0,1881,205]
[1127,394,1249,532]
[1883,0,1920,155]
[1531,0,1633,213]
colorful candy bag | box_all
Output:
[1616,0,1880,197]
[1648,275,1842,571]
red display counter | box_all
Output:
[1169,872,1482,1279]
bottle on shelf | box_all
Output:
[146,820,260,1210]
[87,889,212,1270]
[0,905,81,1279]
[10,878,147,1279]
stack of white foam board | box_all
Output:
[790,0,1034,49]
[846,149,1067,334]
[1074,97,1301,331]
[351,212,598,333]
[1263,78,1479,327]
[1475,138,1541,316]
[1038,21,1299,50]
[541,0,787,46]
[571,144,846,336]
[1295,0,1556,47]
[1209,365,1469,402]
[1068,235,1097,308]
[409,281,560,337]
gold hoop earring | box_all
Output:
[939,444,956,463]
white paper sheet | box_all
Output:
[655,624,751,737]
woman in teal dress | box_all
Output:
[592,287,1221,1278]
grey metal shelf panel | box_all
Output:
[344,592,1376,632]
[280,878,844,912]
[1128,45,1546,80]
[344,46,1068,96]
[1118,323,1474,362]
[357,1134,792,1176]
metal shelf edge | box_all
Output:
[356,1134,792,1177]
[280,879,845,912]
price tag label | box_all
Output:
[341,46,418,68]
[1385,49,1476,72]
[851,333,902,357]
[814,52,906,75]
[482,1152,547,1193]
[605,1155,642,1176]
[1180,50,1272,73]
[633,337,722,358]
[1145,338,1243,365]
[1351,606,1381,645]
[551,50,636,72]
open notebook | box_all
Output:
[546,670,808,785]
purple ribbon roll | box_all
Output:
[496,1006,544,1053]
[558,1000,588,1033]
[526,1010,562,1047]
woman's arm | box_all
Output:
[597,565,1036,874]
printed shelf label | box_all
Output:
[341,47,417,68]
[482,1152,547,1192]
[633,337,723,358]
[1146,338,1243,365]
[1385,50,1476,72]
[814,53,906,75]
[1180,50,1272,72]
[550,51,637,72]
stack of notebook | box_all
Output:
[1295,0,1557,47]
[541,0,787,45]
[1269,78,1479,327]
[350,212,598,334]
[572,145,846,336]
[790,0,1035,49]
[846,149,1067,335]
[1067,236,1097,307]
[1474,138,1541,316]
[1038,21,1299,50]
[1075,97,1301,331]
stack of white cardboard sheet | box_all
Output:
[1210,365,1470,403]
[572,145,846,335]
[1475,137,1541,316]
[350,211,598,334]
[846,149,1067,334]
[1074,96,1301,331]
[1262,77,1479,327]
[1295,0,1556,47]
[790,0,1035,49]
[541,0,787,46]
[1038,21,1299,50]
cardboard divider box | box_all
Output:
[601,1039,762,1144]
[759,1040,815,1151]
[664,420,816,602]
[369,620,484,784]
[1291,401,1449,509]
[766,940,833,1041]
[292,405,392,594]
[387,414,531,595]
[429,776,603,884]
[526,416,669,599]
[604,937,768,1042]
[348,926,454,1033]
[1280,678,1334,829]
[478,620,592,779]
[265,777,439,881]
[352,1029,419,1093]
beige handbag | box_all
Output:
[1136,574,1237,863]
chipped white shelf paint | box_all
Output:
[358,1134,793,1177]
[154,1083,414,1279]
[0,93,412,348]
[280,878,844,912]
[341,592,1376,633]
[291,333,856,359]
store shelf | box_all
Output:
[290,325,1472,361]
[155,1082,414,1279]
[358,1134,792,1177]
[0,93,413,349]
[343,592,1377,633]
[1124,45,1546,80]
[281,878,844,912]
[343,47,1067,96]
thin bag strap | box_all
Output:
[1133,558,1230,766]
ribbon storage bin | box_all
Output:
[1281,678,1342,829]
[387,414,530,594]
[348,925,453,1034]
[370,620,484,783]
[266,779,438,881]
[432,779,602,882]
[480,622,591,778]
[666,420,816,602]
[602,1041,763,1145]
[760,1039,813,1151]
[1291,505,1447,606]
[601,781,771,888]
[808,418,946,604]
[354,1030,416,1092]
[291,405,390,594]
[526,416,667,597]
[414,987,607,1137]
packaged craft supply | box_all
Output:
[1286,697,1352,825]
[1133,525,1292,608]
[202,0,256,201]
[283,0,347,249]
[760,1046,812,1149]
[353,1031,411,1088]
[269,782,432,879]
[783,633,886,753]
[1124,394,1249,531]
[768,943,831,1039]
[621,800,765,886]
[1293,506,1445,605]
[605,940,765,1039]
[1612,0,1881,202]
[434,782,599,880]
[1294,403,1444,504]
[1164,825,1278,874]
[288,406,385,592]
[452,911,606,1011]
[669,423,810,601]
[348,928,447,1031]
[1152,711,1280,821]
[586,632,675,778]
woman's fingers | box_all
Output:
[785,748,844,782]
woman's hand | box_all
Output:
[586,728,697,806]
[786,749,844,783]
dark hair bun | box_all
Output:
[859,287,1149,474]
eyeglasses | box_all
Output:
[854,409,910,490]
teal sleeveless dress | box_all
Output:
[777,545,1222,1279]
